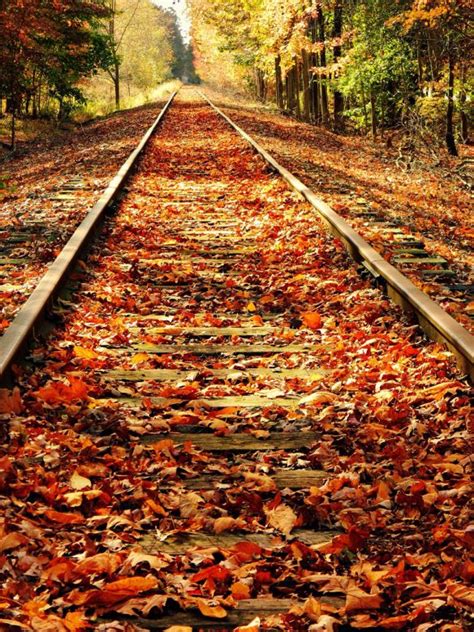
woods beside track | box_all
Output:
[0,98,172,335]
[0,89,472,630]
[203,88,473,335]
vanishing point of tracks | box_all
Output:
[0,89,472,630]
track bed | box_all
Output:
[0,90,472,630]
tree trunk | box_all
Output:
[301,49,311,122]
[316,6,329,126]
[446,51,457,156]
[275,55,284,110]
[11,106,16,151]
[293,56,301,119]
[332,0,344,132]
[459,62,469,144]
[370,91,377,139]
[114,59,120,109]
[310,53,320,124]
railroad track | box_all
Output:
[0,88,472,629]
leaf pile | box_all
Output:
[0,90,472,631]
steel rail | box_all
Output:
[0,90,178,386]
[199,91,474,380]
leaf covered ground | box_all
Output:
[0,95,173,335]
[0,90,472,631]
[203,88,473,334]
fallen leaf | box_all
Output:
[231,581,251,600]
[70,471,91,490]
[0,387,22,414]
[73,345,98,359]
[196,600,227,619]
[44,510,85,525]
[265,503,297,536]
[301,311,322,330]
[0,532,28,553]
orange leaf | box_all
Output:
[44,510,85,525]
[345,587,383,612]
[64,611,92,631]
[264,503,297,536]
[0,387,22,414]
[0,532,28,553]
[35,377,89,405]
[234,619,260,632]
[213,516,239,534]
[231,581,251,600]
[301,311,322,330]
[105,576,159,594]
[196,600,227,619]
[74,552,122,577]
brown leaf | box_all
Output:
[213,516,240,534]
[0,387,22,414]
[264,503,297,536]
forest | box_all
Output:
[0,0,195,149]
[189,0,472,155]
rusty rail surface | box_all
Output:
[0,90,178,385]
[199,91,474,380]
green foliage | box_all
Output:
[337,1,417,130]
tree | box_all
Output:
[393,0,473,155]
[0,0,113,148]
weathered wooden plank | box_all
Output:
[97,395,301,409]
[128,326,279,337]
[141,431,320,450]
[121,312,277,321]
[141,529,335,554]
[126,343,316,355]
[421,269,457,277]
[393,256,447,265]
[103,367,327,381]
[140,258,234,266]
[392,248,427,255]
[128,596,343,629]
[172,469,328,490]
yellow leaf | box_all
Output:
[131,352,149,365]
[73,346,98,360]
[70,471,91,490]
[246,301,257,312]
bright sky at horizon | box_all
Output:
[153,0,191,42]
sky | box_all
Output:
[153,0,191,42]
